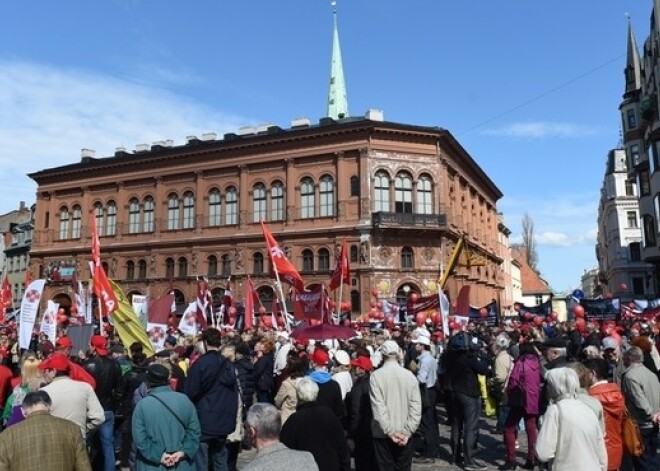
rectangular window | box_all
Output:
[625,179,635,196]
[627,109,637,130]
[630,242,642,262]
[271,196,283,222]
[630,144,640,166]
[301,193,315,219]
[627,211,638,228]
[640,170,651,196]
[632,277,645,296]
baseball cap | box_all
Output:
[56,337,73,349]
[333,350,350,366]
[90,335,109,356]
[39,353,70,373]
[380,340,400,357]
[350,356,373,372]
[311,348,330,366]
[414,336,431,346]
[601,336,618,351]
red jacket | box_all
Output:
[589,382,624,470]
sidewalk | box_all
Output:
[237,407,531,470]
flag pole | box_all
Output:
[335,270,344,325]
[270,267,291,332]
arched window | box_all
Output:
[126,261,135,280]
[71,205,82,239]
[395,173,413,214]
[129,198,140,234]
[167,194,180,230]
[208,255,218,277]
[225,187,237,225]
[374,172,390,212]
[401,246,414,269]
[253,252,264,274]
[106,201,117,236]
[94,203,105,237]
[351,290,361,313]
[59,207,69,240]
[319,175,335,217]
[165,257,175,279]
[300,178,315,219]
[138,259,147,279]
[178,257,188,278]
[302,249,314,272]
[143,197,154,233]
[417,175,433,214]
[221,254,232,276]
[318,248,330,271]
[350,245,359,263]
[253,183,267,222]
[209,189,221,226]
[271,182,284,221]
[182,191,195,229]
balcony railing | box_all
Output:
[372,211,447,228]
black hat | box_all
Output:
[544,337,567,349]
[147,364,170,387]
[154,349,171,358]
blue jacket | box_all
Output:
[184,351,238,439]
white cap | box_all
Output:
[414,336,431,346]
[334,350,351,366]
[381,340,401,357]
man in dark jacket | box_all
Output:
[83,335,125,471]
[444,332,489,470]
[346,356,377,471]
[185,328,238,471]
[234,342,255,414]
[308,347,345,423]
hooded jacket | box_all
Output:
[506,353,541,415]
[589,381,624,471]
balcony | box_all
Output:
[372,211,447,229]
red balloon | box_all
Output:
[524,312,533,321]
[262,316,272,328]
[533,316,543,326]
[513,303,521,313]
[70,305,78,314]
[415,312,426,326]
[342,301,352,312]
[329,301,336,310]
[479,307,488,318]
[576,317,586,331]
[550,311,558,320]
[343,319,351,327]
[376,301,383,310]
[385,316,395,328]
[57,314,68,325]
[57,308,65,315]
[619,283,628,291]
[371,288,379,298]
[410,293,419,303]
[605,292,613,299]
[431,312,442,325]
[258,306,266,315]
[375,311,384,320]
[572,305,585,318]
[370,300,377,309]
[228,306,237,316]
[546,316,553,323]
[449,321,459,330]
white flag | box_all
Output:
[19,279,46,350]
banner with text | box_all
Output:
[19,279,46,350]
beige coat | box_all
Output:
[274,377,299,424]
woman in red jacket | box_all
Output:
[585,358,624,471]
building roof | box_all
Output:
[511,246,552,295]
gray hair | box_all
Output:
[623,346,644,366]
[296,376,319,404]
[245,403,281,440]
[549,347,567,358]
[493,333,511,351]
[546,367,579,401]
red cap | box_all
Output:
[56,336,73,349]
[39,353,70,373]
[311,348,329,366]
[90,335,108,356]
[350,356,373,372]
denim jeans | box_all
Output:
[633,427,660,471]
[419,387,440,458]
[98,410,115,471]
[194,437,228,471]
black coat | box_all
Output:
[316,379,345,423]
[281,402,350,471]
[444,348,488,398]
[346,374,372,440]
[84,355,124,411]
[234,357,255,407]
[253,352,274,392]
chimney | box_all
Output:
[80,149,95,159]
[201,132,217,141]
[365,109,384,121]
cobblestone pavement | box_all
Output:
[237,406,532,470]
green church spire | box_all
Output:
[327,0,349,119]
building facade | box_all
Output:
[511,246,552,307]
[0,201,32,281]
[595,148,653,299]
[29,114,504,316]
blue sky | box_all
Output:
[0,1,652,292]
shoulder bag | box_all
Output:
[148,392,187,430]
[507,360,526,409]
[622,405,644,457]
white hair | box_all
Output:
[246,403,281,440]
[295,376,319,404]
[546,367,579,402]
[494,333,511,350]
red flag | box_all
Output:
[0,276,11,324]
[149,293,175,324]
[195,279,209,330]
[329,238,350,291]
[244,278,258,330]
[261,221,304,291]
[90,213,118,315]
[293,285,325,320]
[222,278,232,310]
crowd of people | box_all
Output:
[0,314,657,470]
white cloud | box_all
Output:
[482,121,601,139]
[0,59,252,211]
[536,232,572,247]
